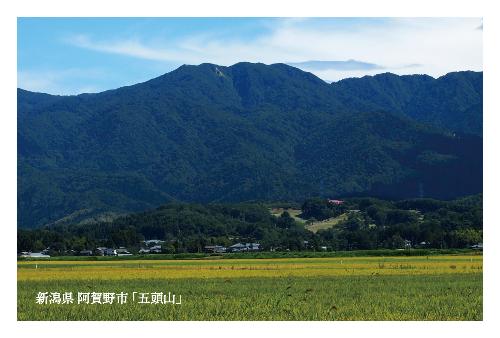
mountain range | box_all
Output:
[18,62,483,228]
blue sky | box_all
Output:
[18,17,482,95]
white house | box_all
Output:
[204,245,226,253]
[228,243,260,252]
[24,252,50,258]
[116,248,132,256]
[105,248,117,256]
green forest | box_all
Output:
[18,64,482,229]
[18,195,482,255]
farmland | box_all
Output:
[17,254,482,320]
[269,207,350,233]
[269,207,306,224]
[305,213,349,233]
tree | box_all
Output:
[301,198,335,221]
[386,234,405,249]
[276,211,296,229]
[451,228,482,248]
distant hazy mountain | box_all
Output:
[287,59,383,71]
[18,62,482,228]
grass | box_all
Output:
[269,208,306,224]
[18,249,482,261]
[17,255,482,320]
[268,207,353,233]
[305,213,349,233]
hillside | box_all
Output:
[17,195,483,253]
[332,71,483,135]
[18,63,483,228]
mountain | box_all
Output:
[332,71,483,135]
[287,59,383,71]
[17,62,483,228]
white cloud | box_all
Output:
[68,34,185,63]
[18,69,105,95]
[65,18,483,82]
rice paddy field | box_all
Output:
[17,254,483,321]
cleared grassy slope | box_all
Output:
[305,213,349,233]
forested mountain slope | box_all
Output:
[18,63,482,228]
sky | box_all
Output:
[17,17,483,95]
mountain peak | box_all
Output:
[18,67,482,228]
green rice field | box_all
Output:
[17,254,483,320]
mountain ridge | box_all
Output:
[18,62,483,228]
[17,64,481,97]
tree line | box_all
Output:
[18,194,482,255]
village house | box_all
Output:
[19,252,50,258]
[328,199,344,205]
[104,248,117,256]
[471,243,483,250]
[204,245,227,253]
[139,244,162,254]
[115,247,132,256]
[228,243,260,252]
[79,250,93,256]
[96,247,107,256]
[143,239,166,246]
[149,245,162,253]
[404,240,412,249]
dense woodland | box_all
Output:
[18,63,482,228]
[18,195,482,254]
